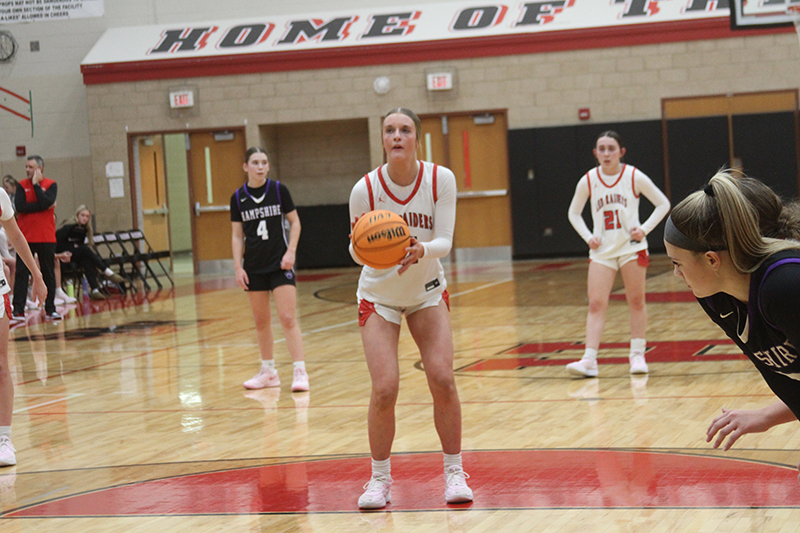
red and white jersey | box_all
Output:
[568,164,670,261]
[0,190,14,296]
[349,161,456,308]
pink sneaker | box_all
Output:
[243,368,280,389]
[291,367,310,392]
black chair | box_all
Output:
[96,232,142,292]
[115,230,173,290]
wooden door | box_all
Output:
[188,130,247,274]
[138,135,170,252]
[420,113,512,251]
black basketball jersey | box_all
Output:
[230,180,295,274]
[698,250,800,419]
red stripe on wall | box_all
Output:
[81,18,792,85]
[462,130,471,189]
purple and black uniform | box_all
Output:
[230,180,295,275]
[698,250,800,419]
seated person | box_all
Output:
[53,251,77,304]
[56,205,124,300]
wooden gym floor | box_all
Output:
[2,254,800,532]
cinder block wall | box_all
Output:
[83,33,800,230]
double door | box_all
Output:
[134,129,247,274]
[419,112,512,257]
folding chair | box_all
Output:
[128,229,173,288]
[98,232,144,292]
[115,230,172,290]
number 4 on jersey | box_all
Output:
[604,210,622,230]
[257,220,269,240]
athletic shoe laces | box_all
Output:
[362,473,391,493]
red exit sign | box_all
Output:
[169,90,195,109]
[427,72,453,91]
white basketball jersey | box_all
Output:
[0,190,13,297]
[354,161,448,308]
[587,164,648,261]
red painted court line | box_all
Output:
[610,291,696,302]
[532,262,575,271]
[463,339,743,371]
[8,450,800,516]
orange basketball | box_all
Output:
[352,210,411,269]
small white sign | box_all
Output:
[170,90,195,109]
[427,72,453,91]
[0,0,103,24]
[108,177,125,198]
[105,161,124,178]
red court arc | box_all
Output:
[460,339,743,371]
[6,450,800,517]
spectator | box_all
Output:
[56,205,124,300]
[2,176,18,206]
[11,155,59,322]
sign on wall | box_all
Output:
[0,0,103,23]
[82,0,729,66]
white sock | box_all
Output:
[0,426,10,439]
[372,457,391,477]
[583,348,598,362]
[293,361,306,370]
[261,360,275,372]
[104,268,114,277]
[631,338,646,355]
[443,452,462,471]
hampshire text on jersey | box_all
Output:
[240,204,282,222]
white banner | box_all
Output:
[82,0,729,66]
[0,0,103,24]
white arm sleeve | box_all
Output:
[0,189,14,222]
[567,176,593,243]
[348,177,371,265]
[421,167,456,259]
[634,172,671,235]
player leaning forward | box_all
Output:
[349,108,473,509]
[566,131,670,377]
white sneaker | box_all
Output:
[358,473,392,509]
[243,368,280,389]
[444,465,473,503]
[291,367,310,392]
[566,358,599,378]
[0,436,16,466]
[55,289,77,304]
[629,353,649,374]
[25,298,39,310]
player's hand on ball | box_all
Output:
[398,237,423,275]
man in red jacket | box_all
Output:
[11,155,59,321]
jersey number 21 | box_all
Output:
[603,210,622,231]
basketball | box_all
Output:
[351,210,411,269]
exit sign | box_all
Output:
[169,90,195,108]
[427,72,453,91]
